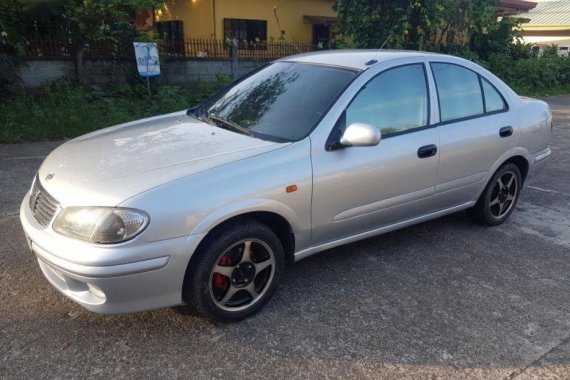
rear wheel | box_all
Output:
[468,163,522,226]
[183,220,284,323]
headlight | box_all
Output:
[53,207,149,244]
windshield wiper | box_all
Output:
[191,103,216,126]
[209,114,254,138]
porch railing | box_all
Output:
[165,38,315,60]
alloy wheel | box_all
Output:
[209,239,275,312]
[489,170,518,219]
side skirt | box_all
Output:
[294,201,476,262]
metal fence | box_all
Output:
[21,38,316,60]
[22,39,133,59]
[165,39,315,60]
[23,38,74,59]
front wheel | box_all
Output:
[467,163,522,226]
[183,220,285,323]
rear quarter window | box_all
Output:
[481,78,507,113]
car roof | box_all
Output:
[280,49,447,71]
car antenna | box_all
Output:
[274,6,302,54]
[366,34,391,66]
[379,34,391,50]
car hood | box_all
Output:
[37,111,286,206]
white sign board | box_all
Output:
[133,42,161,77]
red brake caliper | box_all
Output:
[213,256,232,289]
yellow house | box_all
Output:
[155,0,336,47]
[518,0,570,52]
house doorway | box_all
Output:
[313,24,331,50]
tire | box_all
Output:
[467,163,522,226]
[182,219,285,323]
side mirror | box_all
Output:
[340,123,381,148]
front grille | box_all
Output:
[29,176,60,227]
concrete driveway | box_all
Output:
[1,97,569,379]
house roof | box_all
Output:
[519,0,570,30]
[497,0,537,15]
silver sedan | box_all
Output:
[20,50,552,322]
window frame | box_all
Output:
[342,62,433,140]
[223,18,268,48]
[429,61,509,126]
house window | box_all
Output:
[224,18,267,48]
[155,20,184,55]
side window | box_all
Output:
[346,64,429,137]
[482,78,507,113]
[431,63,484,122]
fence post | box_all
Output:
[74,48,84,82]
[231,37,238,77]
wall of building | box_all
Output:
[522,30,570,46]
[157,0,336,42]
[17,59,264,88]
[159,0,215,39]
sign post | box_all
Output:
[133,42,161,96]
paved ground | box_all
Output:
[1,97,569,379]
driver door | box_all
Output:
[310,62,440,245]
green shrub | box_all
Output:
[0,80,217,143]
[488,53,570,96]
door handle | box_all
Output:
[500,126,513,138]
[417,144,438,159]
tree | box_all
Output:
[470,16,528,60]
[1,0,164,54]
[0,0,164,92]
[333,0,499,53]
[333,0,416,49]
[0,0,28,96]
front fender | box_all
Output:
[121,139,313,250]
[189,198,309,250]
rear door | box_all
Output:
[429,62,515,209]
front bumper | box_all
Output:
[20,193,206,314]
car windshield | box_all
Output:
[201,62,357,142]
